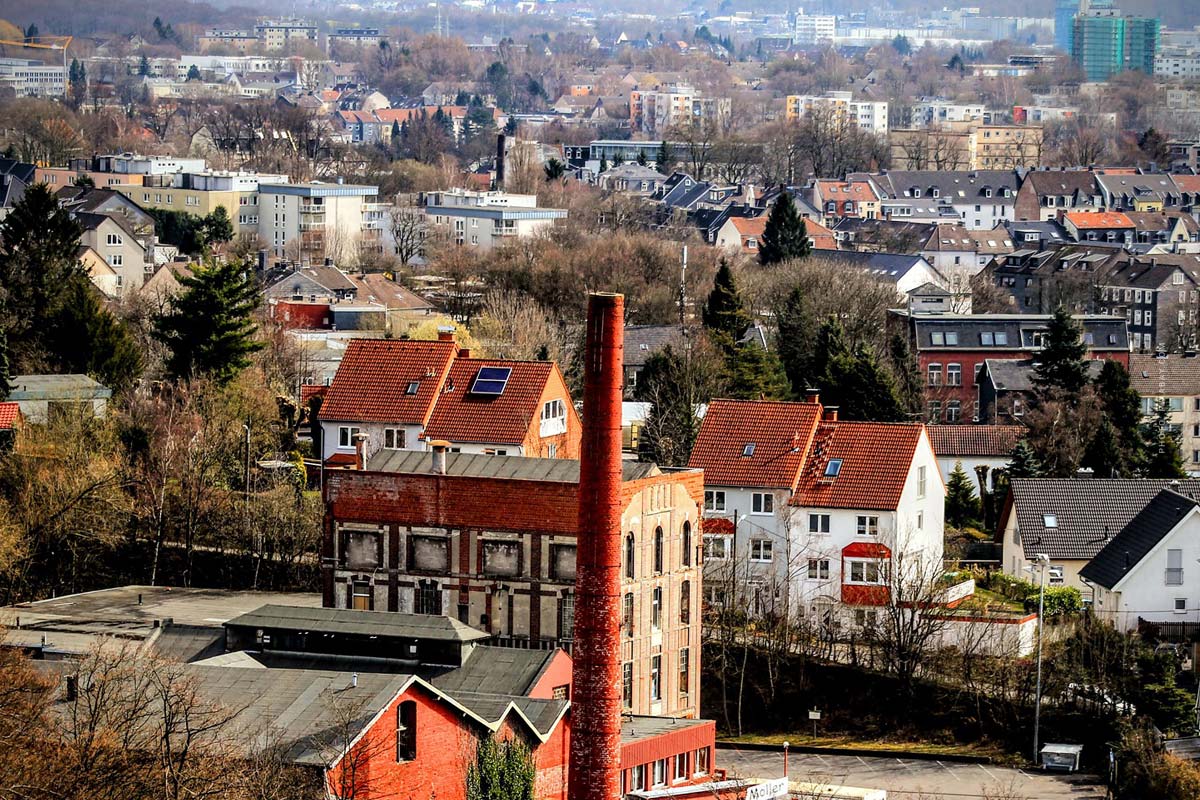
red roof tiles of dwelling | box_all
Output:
[927,424,1025,457]
[687,399,821,489]
[1064,211,1134,229]
[319,339,457,424]
[0,402,20,429]
[423,359,559,445]
[793,421,926,511]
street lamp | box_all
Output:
[1030,552,1050,767]
[782,740,789,778]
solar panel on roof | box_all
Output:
[471,366,512,395]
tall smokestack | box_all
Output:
[567,293,625,800]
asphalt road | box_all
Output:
[717,747,1108,799]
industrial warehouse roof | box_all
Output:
[431,647,561,696]
[366,449,664,483]
[224,604,491,642]
[1080,489,1199,590]
[1003,479,1200,561]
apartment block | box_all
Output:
[0,57,65,98]
[630,85,730,134]
[794,14,836,44]
[423,189,567,250]
[785,92,889,136]
[259,181,385,262]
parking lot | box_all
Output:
[718,746,1107,799]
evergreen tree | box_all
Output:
[598,156,608,173]
[24,24,38,41]
[655,141,673,171]
[724,340,790,400]
[1006,439,1044,478]
[543,158,566,181]
[1143,400,1187,479]
[820,345,907,421]
[775,285,812,395]
[945,461,981,529]
[1033,306,1089,395]
[153,259,264,385]
[758,192,811,266]
[807,317,848,392]
[186,65,201,81]
[1081,417,1125,478]
[466,735,535,800]
[611,152,625,167]
[0,183,85,372]
[636,149,648,166]
[887,332,925,417]
[1094,359,1145,474]
[701,259,751,348]
[48,277,142,392]
[203,206,234,245]
[0,325,12,401]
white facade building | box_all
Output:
[794,14,837,45]
[423,189,567,250]
[258,182,385,261]
[0,58,66,97]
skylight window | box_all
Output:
[470,366,512,396]
[406,381,420,395]
[825,459,843,477]
[742,443,756,457]
[1043,514,1058,528]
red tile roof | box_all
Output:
[300,385,327,406]
[927,425,1024,457]
[0,402,20,429]
[793,421,926,511]
[319,339,457,424]
[687,399,821,489]
[423,359,559,445]
[1064,211,1133,229]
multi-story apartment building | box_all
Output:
[255,18,319,51]
[793,14,837,44]
[1095,253,1200,353]
[317,334,581,463]
[1013,169,1103,221]
[909,99,986,127]
[321,446,704,718]
[1155,47,1200,79]
[1128,353,1200,473]
[258,181,385,261]
[327,27,384,53]
[629,85,730,134]
[116,169,289,238]
[890,123,1044,170]
[423,189,567,250]
[1072,8,1160,81]
[688,397,944,629]
[198,28,259,53]
[888,309,1131,423]
[785,92,889,136]
[0,57,65,97]
[869,170,1021,231]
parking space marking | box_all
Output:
[977,763,1000,781]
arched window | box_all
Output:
[625,533,635,579]
[680,580,691,624]
[681,521,692,567]
[653,526,664,574]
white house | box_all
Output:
[422,189,567,250]
[687,396,945,629]
[1081,488,1200,632]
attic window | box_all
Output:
[825,459,843,477]
[406,381,420,395]
[742,443,756,457]
[471,366,513,396]
[1043,514,1058,528]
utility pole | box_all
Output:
[678,245,688,333]
[1032,552,1050,766]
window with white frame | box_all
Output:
[704,490,726,511]
[751,492,773,514]
[1175,597,1187,614]
[650,655,661,701]
[108,254,123,267]
[946,363,962,386]
[917,466,927,497]
[383,428,405,449]
[703,534,730,560]
[749,538,773,562]
[809,513,830,533]
[674,753,688,782]
[847,559,887,584]
[540,398,567,436]
[653,758,667,787]
[338,426,361,448]
[856,515,879,536]
[106,233,122,246]
[807,558,830,579]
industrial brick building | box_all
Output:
[322,446,705,719]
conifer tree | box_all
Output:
[724,341,790,400]
[945,462,981,529]
[758,191,811,266]
[1033,306,1088,395]
[1081,418,1125,478]
[820,344,907,421]
[775,285,812,395]
[655,141,673,171]
[49,277,142,392]
[1143,400,1187,479]
[153,259,264,385]
[1094,359,1145,473]
[701,259,751,348]
[1006,439,1044,478]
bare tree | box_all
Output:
[388,204,427,266]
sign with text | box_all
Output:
[809,709,822,720]
[745,778,789,800]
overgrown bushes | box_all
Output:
[982,570,1083,616]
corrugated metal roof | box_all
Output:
[224,604,490,642]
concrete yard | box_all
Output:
[717,746,1107,799]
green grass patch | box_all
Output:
[719,733,1010,760]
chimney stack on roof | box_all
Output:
[824,406,839,421]
[567,293,625,800]
[805,388,820,405]
[430,440,450,475]
[353,432,369,470]
[437,326,456,342]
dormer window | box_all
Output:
[984,188,993,198]
[913,188,922,198]
[932,188,939,198]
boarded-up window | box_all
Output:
[345,531,380,569]
[549,544,577,580]
[411,536,449,572]
[482,540,522,577]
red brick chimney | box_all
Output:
[567,293,624,800]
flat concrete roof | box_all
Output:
[9,374,112,400]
